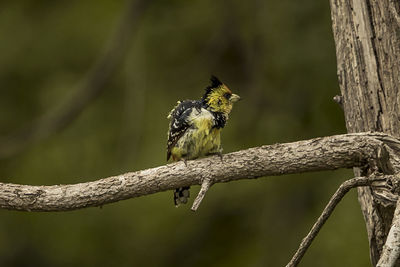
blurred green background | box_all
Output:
[0,0,370,266]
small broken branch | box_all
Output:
[377,198,400,267]
[191,177,212,211]
[286,176,385,267]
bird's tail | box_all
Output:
[174,186,190,207]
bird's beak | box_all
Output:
[230,94,241,103]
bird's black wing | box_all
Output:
[167,100,202,161]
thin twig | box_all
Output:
[0,0,152,159]
[377,198,400,267]
[286,176,385,267]
[191,178,212,211]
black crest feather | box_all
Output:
[202,75,223,101]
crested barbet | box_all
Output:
[166,76,240,206]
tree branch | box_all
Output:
[377,198,400,267]
[0,0,152,159]
[191,177,212,211]
[0,132,398,212]
[0,133,399,211]
[286,176,386,267]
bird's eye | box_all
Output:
[218,99,222,105]
[224,93,231,100]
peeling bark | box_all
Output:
[377,199,400,267]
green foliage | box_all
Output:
[0,0,369,266]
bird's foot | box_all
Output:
[217,152,223,162]
[207,152,223,162]
[182,158,188,167]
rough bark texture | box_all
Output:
[0,132,396,212]
[329,0,400,265]
[377,199,400,267]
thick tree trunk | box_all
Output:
[329,0,400,265]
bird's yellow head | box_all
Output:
[202,76,240,114]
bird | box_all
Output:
[166,76,240,206]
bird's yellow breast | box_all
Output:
[170,108,221,160]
